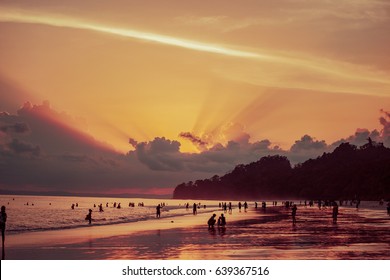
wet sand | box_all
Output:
[4,205,390,259]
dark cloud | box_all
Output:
[332,128,381,148]
[330,110,390,148]
[128,137,138,148]
[131,135,283,173]
[0,123,30,134]
[290,135,327,152]
[7,139,40,157]
[179,132,208,150]
[134,137,183,171]
[379,109,390,146]
[2,101,390,196]
[0,101,114,155]
[288,135,328,164]
[59,154,89,163]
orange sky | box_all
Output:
[1,0,390,153]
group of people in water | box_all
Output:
[81,198,390,225]
[79,201,149,224]
[207,213,226,229]
[209,199,390,229]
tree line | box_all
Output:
[173,141,390,200]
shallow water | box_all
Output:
[2,196,389,259]
[0,195,227,233]
[74,205,390,260]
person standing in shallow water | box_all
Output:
[193,203,197,215]
[291,204,297,225]
[387,202,390,216]
[85,209,92,224]
[1,206,7,260]
[156,204,161,218]
[332,203,339,224]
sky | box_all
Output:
[0,0,390,196]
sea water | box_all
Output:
[0,195,222,234]
[0,195,387,235]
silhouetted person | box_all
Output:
[238,202,242,212]
[99,204,104,212]
[255,202,258,209]
[117,203,121,209]
[292,204,297,225]
[228,202,232,213]
[218,214,226,227]
[208,214,217,229]
[71,204,75,210]
[244,201,248,212]
[85,209,92,224]
[1,206,7,260]
[387,202,390,216]
[156,204,161,218]
[193,203,197,215]
[332,203,339,224]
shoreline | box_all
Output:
[3,205,390,260]
[4,206,259,248]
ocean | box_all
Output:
[1,195,390,260]
[0,195,223,234]
[0,195,388,235]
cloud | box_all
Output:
[333,128,381,147]
[0,8,263,59]
[128,137,138,148]
[181,122,251,150]
[0,123,29,134]
[1,101,390,196]
[0,101,114,155]
[134,137,184,171]
[1,6,389,98]
[6,139,40,157]
[379,109,390,146]
[179,132,208,150]
[329,111,389,148]
[288,134,328,163]
[132,132,281,173]
[290,134,327,152]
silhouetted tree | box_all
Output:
[172,141,390,200]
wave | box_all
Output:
[6,208,215,235]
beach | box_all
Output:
[3,203,390,260]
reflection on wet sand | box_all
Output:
[6,205,390,259]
